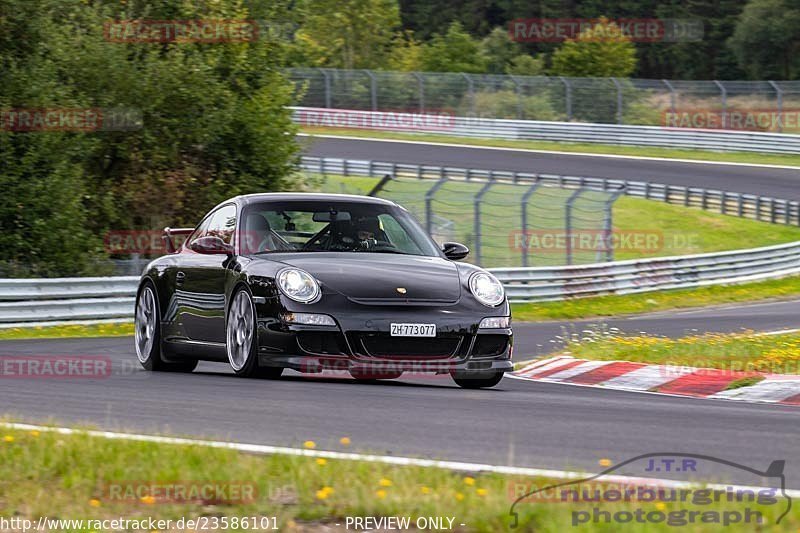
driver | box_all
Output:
[352,216,382,250]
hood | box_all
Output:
[272,253,461,304]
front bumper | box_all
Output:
[255,308,513,374]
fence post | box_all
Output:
[520,182,542,267]
[319,68,331,108]
[474,177,496,267]
[509,75,523,119]
[769,81,783,133]
[365,69,377,111]
[714,80,727,129]
[462,73,476,116]
[559,76,572,121]
[662,79,677,114]
[565,189,584,265]
[602,188,625,263]
[412,72,425,112]
[611,78,623,124]
[424,177,449,235]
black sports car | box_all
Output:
[134,193,512,388]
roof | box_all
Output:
[235,192,396,206]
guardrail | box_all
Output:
[0,277,138,324]
[492,240,800,302]
[292,107,800,154]
[300,156,800,226]
[2,240,800,322]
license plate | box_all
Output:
[390,323,436,337]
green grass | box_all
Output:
[559,328,800,376]
[511,275,800,321]
[0,322,134,340]
[300,127,800,168]
[0,423,796,532]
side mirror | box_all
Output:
[191,236,233,256]
[442,242,469,260]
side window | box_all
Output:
[378,214,423,254]
[189,204,237,247]
[205,204,237,244]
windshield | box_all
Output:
[239,200,441,257]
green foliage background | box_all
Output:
[0,0,300,276]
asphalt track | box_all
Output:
[301,135,800,200]
[3,300,800,488]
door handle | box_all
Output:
[176,271,186,285]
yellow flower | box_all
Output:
[375,489,387,499]
[89,498,101,507]
[303,440,316,449]
[29,430,40,438]
[316,458,327,466]
[463,477,475,486]
[598,458,612,467]
[140,495,156,505]
[455,492,465,501]
[420,486,431,495]
[655,502,666,511]
[315,486,334,500]
[340,437,351,446]
[2,435,14,443]
[476,488,488,497]
[379,478,392,487]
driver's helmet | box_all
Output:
[353,216,381,248]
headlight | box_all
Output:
[479,316,510,328]
[469,271,505,307]
[276,268,320,303]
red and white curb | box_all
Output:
[512,356,800,405]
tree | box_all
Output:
[0,0,299,276]
[290,0,401,69]
[549,18,637,78]
[418,21,488,73]
[728,0,800,79]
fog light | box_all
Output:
[479,316,510,329]
[282,312,336,326]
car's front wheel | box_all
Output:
[226,287,283,379]
[135,282,197,373]
[451,370,504,389]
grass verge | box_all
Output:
[300,127,800,168]
[0,424,795,532]
[0,322,134,341]
[511,275,800,321]
[560,328,800,375]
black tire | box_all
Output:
[452,370,504,389]
[226,287,282,379]
[134,281,198,373]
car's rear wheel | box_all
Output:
[135,282,197,373]
[451,370,504,389]
[226,288,283,379]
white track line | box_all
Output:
[2,422,797,498]
[298,133,800,170]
